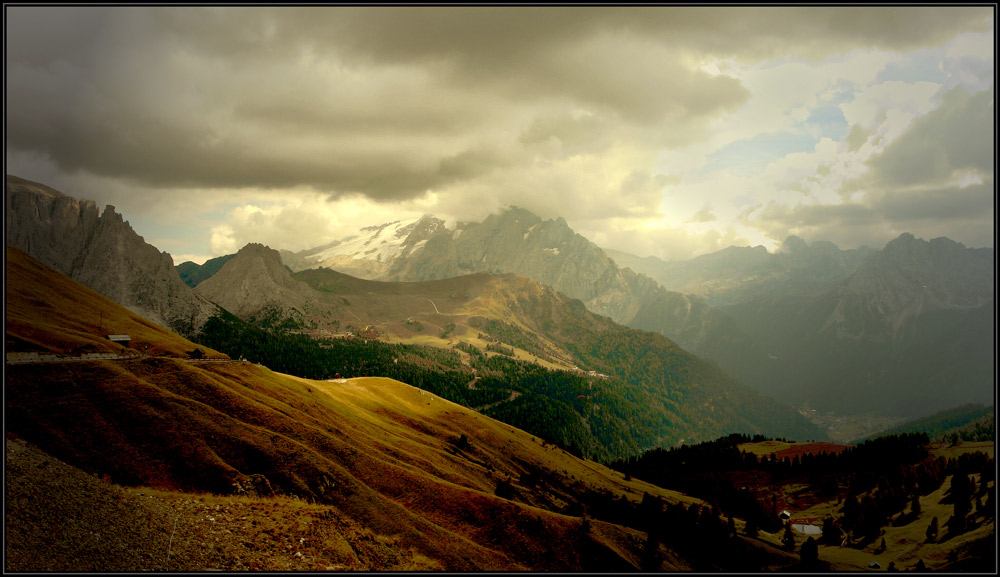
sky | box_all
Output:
[5,6,995,265]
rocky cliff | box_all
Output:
[5,175,219,335]
[195,243,317,325]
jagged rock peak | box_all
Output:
[780,235,809,253]
[237,242,279,255]
[5,174,219,335]
[196,242,315,322]
[880,233,927,261]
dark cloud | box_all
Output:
[519,112,614,157]
[9,6,989,192]
[4,4,993,250]
[861,85,994,189]
[436,145,520,182]
[875,182,994,223]
[749,177,994,251]
[5,6,112,67]
[316,6,991,70]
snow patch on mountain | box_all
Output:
[306,217,442,266]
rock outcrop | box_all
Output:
[5,175,219,335]
[195,243,317,324]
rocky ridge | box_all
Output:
[195,243,317,323]
[5,175,218,336]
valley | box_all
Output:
[797,410,908,445]
[4,175,995,571]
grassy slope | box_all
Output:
[783,469,995,571]
[292,269,577,369]
[6,248,715,571]
[5,246,224,358]
[293,267,825,445]
[6,436,447,571]
[732,440,995,571]
[5,359,701,571]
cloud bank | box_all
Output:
[5,6,994,262]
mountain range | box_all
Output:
[610,233,994,417]
[278,208,771,391]
[264,208,994,420]
[4,175,994,572]
[191,241,825,457]
[4,175,822,456]
[7,172,993,429]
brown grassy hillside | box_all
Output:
[5,357,703,570]
[6,435,443,571]
[5,246,223,358]
[293,268,579,369]
[7,247,736,571]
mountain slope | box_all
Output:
[860,404,994,443]
[8,254,787,571]
[606,236,875,307]
[5,246,223,358]
[186,244,826,455]
[194,243,317,325]
[274,207,770,378]
[721,234,994,417]
[176,253,235,287]
[620,233,994,419]
[5,175,218,336]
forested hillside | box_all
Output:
[196,307,824,462]
[862,404,995,444]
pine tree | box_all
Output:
[744,517,759,538]
[800,536,819,567]
[821,516,838,545]
[783,523,796,550]
[911,494,921,517]
[925,516,938,542]
[949,473,971,533]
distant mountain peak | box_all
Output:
[779,235,809,254]
[195,241,315,322]
[237,241,277,255]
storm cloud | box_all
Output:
[5,6,994,261]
